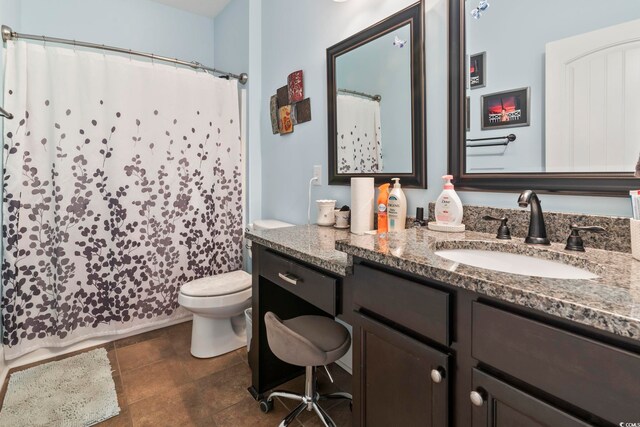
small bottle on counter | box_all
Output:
[412,207,426,228]
[388,178,407,232]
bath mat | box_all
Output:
[0,347,120,427]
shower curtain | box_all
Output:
[336,94,383,173]
[1,41,243,359]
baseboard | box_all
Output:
[0,315,192,386]
[335,358,352,375]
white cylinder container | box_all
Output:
[351,177,375,234]
[316,200,337,226]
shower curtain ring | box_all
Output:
[151,53,154,65]
[101,44,106,58]
[41,35,46,48]
[73,39,76,53]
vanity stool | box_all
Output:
[259,311,352,427]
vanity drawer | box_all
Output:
[472,302,640,422]
[261,250,336,315]
[353,264,450,346]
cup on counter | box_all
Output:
[335,210,350,228]
[316,200,337,226]
[631,219,640,260]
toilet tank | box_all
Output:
[252,219,294,230]
[246,219,295,264]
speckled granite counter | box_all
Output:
[246,224,640,342]
[246,225,352,276]
[336,228,640,342]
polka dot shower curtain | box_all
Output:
[336,94,383,174]
[1,41,243,359]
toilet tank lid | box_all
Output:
[181,270,251,297]
[253,219,294,230]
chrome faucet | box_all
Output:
[517,190,550,245]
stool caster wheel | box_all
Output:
[259,398,274,413]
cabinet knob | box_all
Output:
[470,390,485,407]
[430,368,445,383]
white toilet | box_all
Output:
[178,219,293,358]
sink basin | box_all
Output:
[435,249,598,280]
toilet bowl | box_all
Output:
[178,270,252,358]
[179,219,294,358]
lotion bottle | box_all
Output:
[377,183,391,234]
[387,178,407,231]
[435,175,463,225]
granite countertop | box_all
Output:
[336,228,640,342]
[246,224,640,342]
[246,225,353,276]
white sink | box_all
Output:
[435,249,598,280]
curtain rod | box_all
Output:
[1,25,248,85]
[338,88,381,102]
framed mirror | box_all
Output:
[327,2,426,187]
[449,0,640,195]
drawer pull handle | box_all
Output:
[470,390,485,407]
[430,368,445,384]
[278,272,300,285]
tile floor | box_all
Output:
[0,320,353,427]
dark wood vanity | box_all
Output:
[348,259,640,426]
[247,225,640,427]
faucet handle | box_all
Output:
[565,224,606,252]
[482,215,511,240]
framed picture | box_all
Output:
[469,52,486,89]
[466,96,470,131]
[481,87,530,130]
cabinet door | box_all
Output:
[354,311,449,427]
[471,369,591,427]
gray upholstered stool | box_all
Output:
[259,312,352,427]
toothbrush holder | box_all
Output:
[316,200,337,226]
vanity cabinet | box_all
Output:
[470,369,591,427]
[348,260,640,427]
[353,311,449,427]
[351,264,451,427]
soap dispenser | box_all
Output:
[388,178,407,232]
[435,175,463,225]
[428,175,466,233]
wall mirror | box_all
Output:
[449,0,640,195]
[327,2,426,187]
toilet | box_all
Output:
[178,219,294,358]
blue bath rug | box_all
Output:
[0,347,120,426]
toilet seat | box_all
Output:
[180,270,251,297]
[178,287,251,309]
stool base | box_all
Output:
[260,366,352,427]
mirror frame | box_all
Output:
[448,0,640,196]
[327,2,427,188]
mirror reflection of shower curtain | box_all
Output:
[336,94,383,173]
[1,41,243,359]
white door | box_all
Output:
[546,18,640,172]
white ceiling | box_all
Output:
[149,0,232,18]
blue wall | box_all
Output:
[258,0,632,224]
[7,0,215,64]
